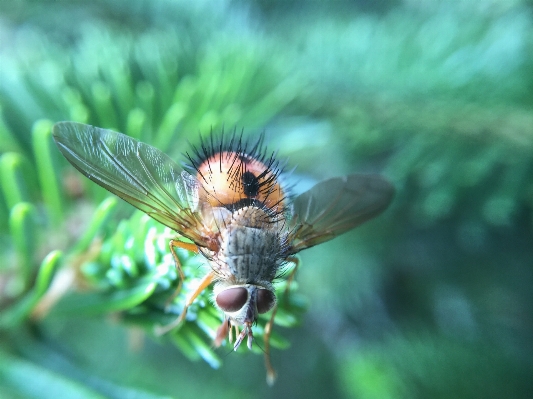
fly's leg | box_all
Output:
[165,239,199,307]
[214,319,230,347]
[155,270,215,335]
[263,304,278,386]
[154,239,214,336]
[263,256,299,385]
[283,256,300,302]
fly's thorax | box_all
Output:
[201,203,284,230]
[212,282,276,325]
[216,206,287,282]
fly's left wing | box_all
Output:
[286,174,394,254]
[53,122,210,247]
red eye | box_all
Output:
[216,287,248,312]
[256,289,276,314]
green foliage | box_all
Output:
[272,7,533,228]
[0,1,307,395]
[340,333,533,399]
[0,0,532,398]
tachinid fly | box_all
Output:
[52,122,394,384]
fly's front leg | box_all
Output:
[155,270,215,335]
[154,239,214,336]
[166,239,199,306]
[263,256,299,385]
[214,319,230,347]
[263,304,278,386]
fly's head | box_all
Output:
[212,281,276,350]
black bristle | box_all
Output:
[183,128,291,214]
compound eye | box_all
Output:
[256,289,276,314]
[216,287,248,312]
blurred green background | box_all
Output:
[1,0,532,398]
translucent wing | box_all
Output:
[53,122,210,247]
[287,174,394,253]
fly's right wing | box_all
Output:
[286,174,394,254]
[53,122,211,247]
